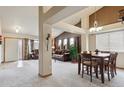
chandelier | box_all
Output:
[89,7,103,32]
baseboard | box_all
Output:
[38,73,52,78]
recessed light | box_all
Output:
[15,26,21,33]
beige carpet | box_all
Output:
[0,60,124,87]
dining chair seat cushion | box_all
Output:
[83,61,98,66]
[92,58,101,62]
[104,58,109,61]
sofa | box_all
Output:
[52,49,70,61]
[30,49,39,59]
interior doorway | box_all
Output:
[4,37,23,62]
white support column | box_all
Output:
[81,16,89,51]
[39,7,52,77]
[85,33,89,51]
[81,34,86,51]
[39,24,52,76]
[81,32,89,51]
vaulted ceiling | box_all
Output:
[0,6,103,38]
[62,6,103,25]
[52,6,103,37]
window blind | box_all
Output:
[96,30,124,52]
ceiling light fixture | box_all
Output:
[15,26,21,33]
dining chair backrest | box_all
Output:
[83,51,88,53]
[101,51,110,53]
[109,52,118,64]
[113,52,118,64]
[82,53,92,62]
[115,52,118,60]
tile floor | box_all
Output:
[0,60,124,87]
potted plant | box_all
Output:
[69,44,78,63]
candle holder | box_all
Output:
[95,49,99,54]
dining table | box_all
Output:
[78,52,110,83]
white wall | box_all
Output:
[81,34,86,51]
[1,39,4,62]
[0,46,2,64]
[0,21,2,63]
[5,38,19,62]
[18,39,23,60]
[52,28,64,38]
[116,52,124,68]
[89,34,96,51]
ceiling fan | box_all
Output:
[118,9,124,24]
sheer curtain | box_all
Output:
[30,40,34,51]
[22,38,29,60]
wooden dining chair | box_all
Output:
[81,52,99,82]
[104,52,118,81]
[114,52,118,75]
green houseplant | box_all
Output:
[69,44,78,63]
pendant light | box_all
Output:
[94,6,98,28]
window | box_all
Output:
[58,40,62,49]
[96,31,124,52]
[63,39,67,45]
[28,40,31,54]
[70,38,74,45]
[34,40,39,49]
[63,39,67,49]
